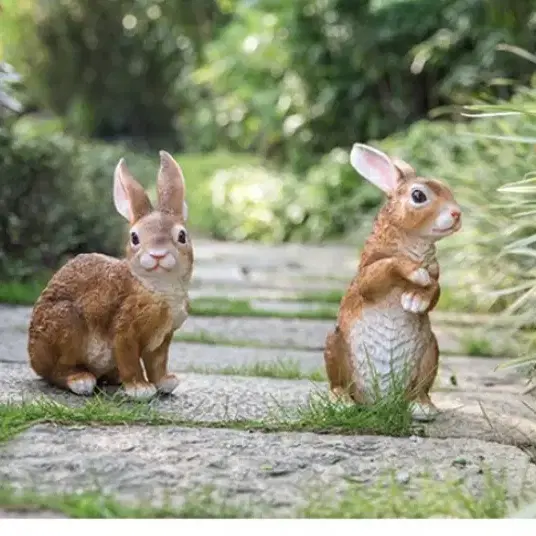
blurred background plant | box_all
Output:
[1,0,536,333]
[0,61,22,121]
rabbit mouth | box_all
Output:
[432,221,460,235]
[146,264,172,273]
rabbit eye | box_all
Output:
[177,229,187,244]
[411,189,427,204]
[130,231,140,246]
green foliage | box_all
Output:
[209,147,382,242]
[0,127,137,281]
[191,0,536,168]
[0,62,22,121]
[0,122,260,282]
[2,0,226,147]
[304,472,512,518]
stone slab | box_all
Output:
[0,324,525,394]
[191,239,358,279]
[178,316,496,355]
[189,287,319,300]
[0,305,510,361]
[1,363,535,446]
[1,424,534,516]
[180,316,331,350]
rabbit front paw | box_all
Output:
[156,373,180,394]
[407,267,431,287]
[401,291,430,314]
[67,372,97,396]
[123,382,157,400]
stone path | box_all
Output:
[0,239,535,517]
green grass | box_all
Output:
[189,297,337,320]
[173,330,319,351]
[0,486,251,518]
[0,471,524,518]
[457,330,521,358]
[0,283,339,320]
[186,359,326,382]
[0,280,46,306]
[295,290,344,305]
[303,472,516,518]
[0,396,176,443]
[435,285,491,314]
[460,335,495,357]
[285,390,415,437]
[0,386,417,445]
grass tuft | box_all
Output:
[0,284,338,320]
[0,395,176,443]
[0,385,418,445]
[173,330,320,351]
[460,335,495,357]
[295,290,344,305]
[302,472,513,518]
[0,471,525,518]
[189,297,337,320]
[286,389,415,437]
[0,486,251,518]
[0,280,46,306]
[185,359,326,382]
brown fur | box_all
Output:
[28,151,193,398]
[324,146,461,412]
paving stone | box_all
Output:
[0,424,534,516]
[0,305,509,362]
[0,321,522,393]
[180,316,331,350]
[178,316,493,355]
[189,287,317,300]
[0,305,31,330]
[2,239,533,518]
[189,240,354,291]
[1,363,535,445]
[191,239,358,280]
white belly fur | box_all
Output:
[349,290,433,399]
[86,335,114,375]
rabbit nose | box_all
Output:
[450,209,461,220]
[149,249,168,260]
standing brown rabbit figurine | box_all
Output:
[28,151,193,399]
[324,143,462,421]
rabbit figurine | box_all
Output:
[28,151,193,399]
[324,143,462,421]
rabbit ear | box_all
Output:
[157,151,187,220]
[350,143,399,194]
[392,157,416,180]
[113,158,153,223]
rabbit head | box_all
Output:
[350,143,462,241]
[113,151,193,283]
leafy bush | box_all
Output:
[0,120,263,281]
[208,147,382,242]
[0,62,22,121]
[2,0,226,148]
[191,0,536,168]
[0,128,124,281]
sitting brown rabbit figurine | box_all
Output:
[324,143,462,421]
[28,151,193,399]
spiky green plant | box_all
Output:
[458,48,536,382]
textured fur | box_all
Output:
[28,151,193,399]
[324,144,461,420]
